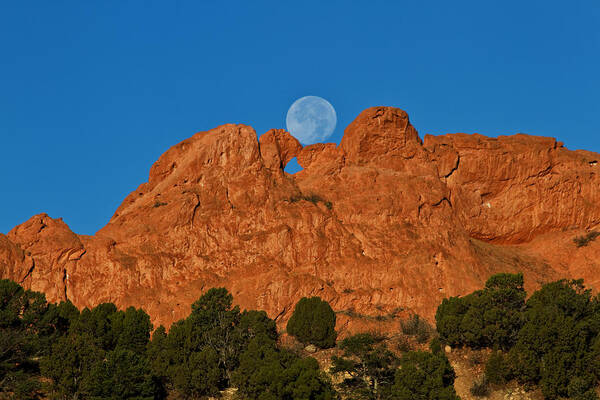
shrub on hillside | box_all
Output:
[485,350,510,385]
[0,279,50,398]
[392,351,460,400]
[233,336,336,400]
[470,376,489,397]
[396,335,412,352]
[286,296,337,349]
[330,333,398,399]
[435,272,525,350]
[400,314,432,343]
[573,231,600,247]
[289,194,333,209]
[147,288,242,397]
[42,303,156,400]
[148,288,337,399]
[434,296,467,346]
[429,337,443,355]
[508,279,600,399]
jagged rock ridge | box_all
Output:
[3,107,600,333]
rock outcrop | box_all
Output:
[3,106,600,334]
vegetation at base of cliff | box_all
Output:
[400,314,433,343]
[330,333,399,398]
[393,350,460,400]
[153,200,168,208]
[0,281,335,400]
[573,231,600,247]
[7,272,600,399]
[329,332,459,400]
[436,273,600,400]
[233,339,336,400]
[289,193,333,209]
[436,272,525,351]
[336,307,403,322]
[0,279,52,398]
[469,376,490,397]
[0,279,461,400]
[287,296,337,349]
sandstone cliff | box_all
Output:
[3,107,600,333]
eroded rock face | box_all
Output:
[6,214,84,302]
[424,134,600,243]
[3,107,600,334]
[0,234,34,286]
[259,128,302,170]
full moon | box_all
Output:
[286,96,337,145]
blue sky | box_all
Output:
[1,1,599,235]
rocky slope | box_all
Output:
[2,107,600,332]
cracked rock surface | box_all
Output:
[2,107,600,333]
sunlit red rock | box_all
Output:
[2,107,600,335]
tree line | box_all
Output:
[436,273,600,400]
[7,272,600,399]
[0,279,458,399]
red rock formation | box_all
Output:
[2,106,600,334]
[0,234,34,286]
[424,133,600,243]
[5,214,84,302]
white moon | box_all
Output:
[286,96,337,145]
